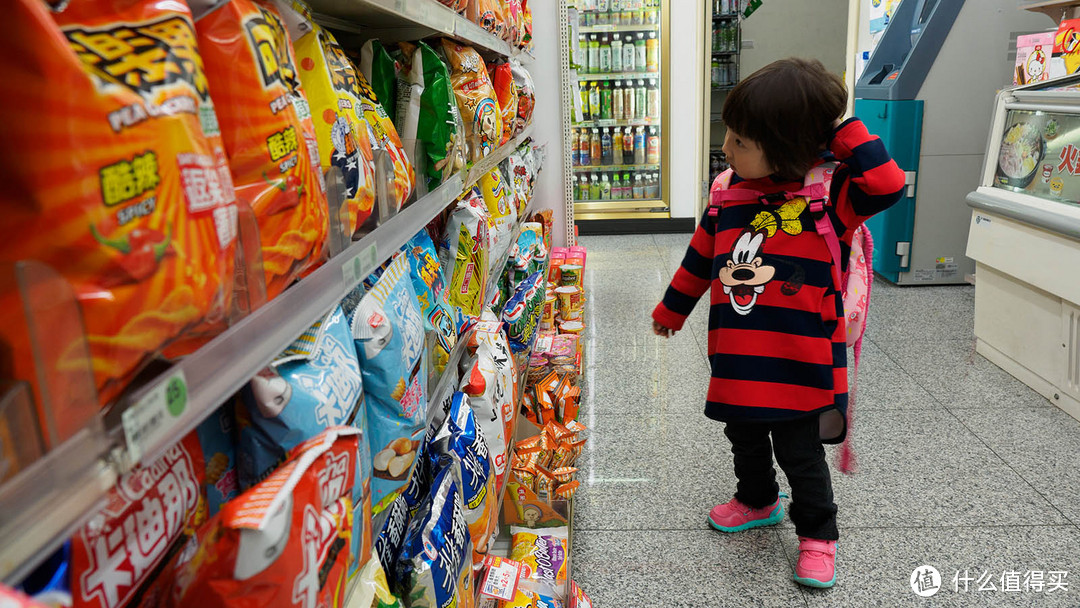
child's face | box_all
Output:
[722,129,773,180]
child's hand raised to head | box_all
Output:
[652,320,675,338]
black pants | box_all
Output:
[723,416,838,540]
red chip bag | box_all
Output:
[71,433,207,608]
[193,0,330,300]
[168,427,360,608]
[489,62,518,146]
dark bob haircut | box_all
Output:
[721,57,847,182]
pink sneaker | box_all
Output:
[708,496,784,532]
[794,537,837,588]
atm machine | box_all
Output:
[854,0,1052,284]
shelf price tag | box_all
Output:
[122,369,188,465]
[479,556,524,601]
[342,241,379,290]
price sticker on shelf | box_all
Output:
[342,241,379,290]
[479,556,524,601]
[122,369,188,465]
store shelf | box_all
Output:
[713,12,741,19]
[573,163,660,172]
[579,23,659,33]
[712,50,739,56]
[712,84,737,90]
[576,71,660,81]
[574,199,666,212]
[573,117,659,128]
[1020,0,1080,19]
[309,0,518,58]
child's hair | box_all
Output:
[721,57,847,181]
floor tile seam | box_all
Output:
[864,335,950,399]
[572,523,1080,533]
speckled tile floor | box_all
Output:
[572,233,1080,607]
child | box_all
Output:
[652,58,905,588]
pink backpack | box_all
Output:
[711,163,871,473]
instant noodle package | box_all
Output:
[167,428,361,608]
[0,0,239,410]
[193,0,330,301]
[277,1,378,238]
[442,40,504,162]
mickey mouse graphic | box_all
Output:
[718,199,808,316]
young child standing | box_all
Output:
[652,58,905,588]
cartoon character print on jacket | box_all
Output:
[718,199,808,316]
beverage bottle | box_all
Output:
[635,33,646,73]
[571,129,580,165]
[613,124,624,163]
[600,81,612,119]
[623,81,635,119]
[622,35,636,72]
[647,79,660,118]
[635,79,647,119]
[650,172,662,198]
[622,127,634,163]
[601,127,613,165]
[611,36,623,73]
[611,173,620,199]
[578,33,588,69]
[610,0,621,24]
[647,126,660,164]
[613,81,624,119]
[579,130,591,166]
[598,0,609,11]
[622,8,633,23]
[646,32,659,72]
[633,173,645,198]
[588,35,599,73]
[623,172,632,198]
[580,82,590,120]
[600,173,611,199]
[590,174,601,200]
[634,126,646,164]
[711,59,720,86]
[590,128,602,166]
[647,2,659,24]
[588,81,601,118]
[599,34,612,73]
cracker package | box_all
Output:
[480,168,518,272]
[415,41,468,190]
[193,0,330,300]
[395,463,475,608]
[511,61,536,136]
[460,316,516,489]
[276,1,377,238]
[509,527,569,596]
[349,255,428,514]
[168,428,360,608]
[403,229,458,378]
[429,392,497,565]
[237,305,363,489]
[1,0,239,410]
[440,190,492,328]
[70,433,207,608]
[489,62,519,146]
[442,40,504,162]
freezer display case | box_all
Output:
[966,74,1080,423]
[568,0,669,220]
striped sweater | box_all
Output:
[653,118,905,441]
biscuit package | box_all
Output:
[193,0,330,300]
[1,0,240,410]
[349,255,428,514]
[442,40,504,162]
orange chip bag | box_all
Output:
[193,0,330,300]
[489,62,518,146]
[468,0,506,40]
[276,1,377,239]
[442,39,504,162]
[0,0,239,410]
[555,479,580,499]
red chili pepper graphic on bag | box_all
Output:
[91,222,173,285]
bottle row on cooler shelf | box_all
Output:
[712,0,743,16]
[712,57,739,88]
[578,0,661,24]
[572,125,661,168]
[577,30,660,74]
[575,170,662,202]
[712,20,739,53]
[578,78,660,122]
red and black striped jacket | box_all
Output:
[652,118,906,441]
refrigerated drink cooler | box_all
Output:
[853,0,1051,284]
[570,0,669,220]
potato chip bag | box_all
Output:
[70,432,207,608]
[429,392,497,565]
[403,229,458,378]
[358,40,400,124]
[439,0,470,12]
[511,61,535,136]
[275,1,377,238]
[568,581,592,608]
[460,316,516,489]
[373,427,432,590]
[350,549,404,608]
[489,62,518,146]
[348,255,428,514]
[168,428,360,608]
[0,0,239,409]
[415,41,468,190]
[502,0,524,48]
[502,271,545,354]
[510,526,568,594]
[440,189,492,328]
[442,39,504,162]
[353,69,416,213]
[196,401,239,517]
[395,463,475,608]
[480,168,518,271]
[191,0,328,301]
[468,0,506,40]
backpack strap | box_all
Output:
[708,169,766,216]
[802,162,843,272]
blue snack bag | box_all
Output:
[195,400,238,516]
[350,254,428,515]
[502,270,545,353]
[403,229,458,377]
[237,305,364,490]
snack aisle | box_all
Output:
[568,0,670,220]
[0,0,593,606]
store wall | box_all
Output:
[531,0,570,246]
[668,0,706,220]
[738,0,849,78]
